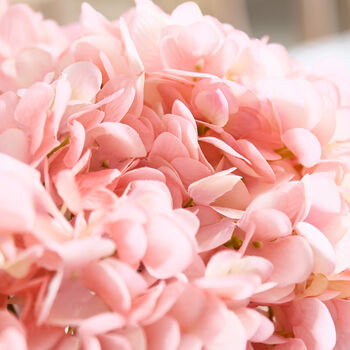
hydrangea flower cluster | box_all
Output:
[1,0,350,349]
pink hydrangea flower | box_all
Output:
[0,0,349,348]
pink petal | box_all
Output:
[90,122,146,161]
[62,61,102,102]
[177,20,221,58]
[245,209,292,241]
[258,78,323,132]
[168,284,205,330]
[0,4,39,55]
[0,310,27,350]
[0,92,18,133]
[145,317,180,350]
[205,250,272,281]
[171,100,197,129]
[196,217,235,252]
[64,120,85,168]
[0,128,29,163]
[295,222,336,275]
[150,132,189,162]
[15,82,54,153]
[97,76,135,123]
[178,335,202,350]
[195,88,229,126]
[236,139,276,182]
[15,47,53,87]
[199,136,248,162]
[54,236,115,270]
[188,168,241,205]
[0,172,35,232]
[235,308,273,342]
[334,108,350,142]
[282,128,321,167]
[303,172,341,225]
[249,236,313,287]
[55,169,82,214]
[79,312,125,336]
[82,259,132,313]
[126,0,168,71]
[47,278,109,326]
[143,214,196,279]
[171,2,203,25]
[288,298,336,350]
[111,220,147,267]
[206,308,246,350]
[171,157,211,187]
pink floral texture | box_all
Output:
[0,0,350,348]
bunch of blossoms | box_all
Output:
[2,0,350,348]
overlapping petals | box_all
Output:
[0,0,350,349]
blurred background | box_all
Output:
[8,0,350,68]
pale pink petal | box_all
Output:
[171,2,203,25]
[0,91,18,132]
[0,172,36,232]
[80,2,111,35]
[79,312,125,336]
[199,136,248,162]
[143,214,196,279]
[303,172,341,226]
[334,108,350,142]
[97,76,135,123]
[258,78,323,132]
[54,236,115,270]
[37,270,63,325]
[195,88,229,126]
[15,82,54,153]
[205,250,273,281]
[15,47,53,87]
[0,4,39,55]
[98,334,130,350]
[126,0,168,71]
[188,168,241,205]
[287,298,336,350]
[171,157,211,187]
[0,311,27,350]
[282,128,321,167]
[236,139,276,182]
[142,282,185,325]
[196,218,235,252]
[81,259,132,313]
[55,169,82,214]
[252,284,295,304]
[111,220,147,267]
[235,308,274,342]
[178,20,221,58]
[245,209,292,241]
[171,100,197,129]
[0,128,29,162]
[295,222,336,275]
[249,236,313,287]
[178,335,202,350]
[62,61,102,102]
[206,308,246,350]
[64,120,85,168]
[145,316,180,350]
[47,279,109,326]
[89,122,146,162]
[212,178,251,211]
[119,18,144,76]
[150,132,190,162]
